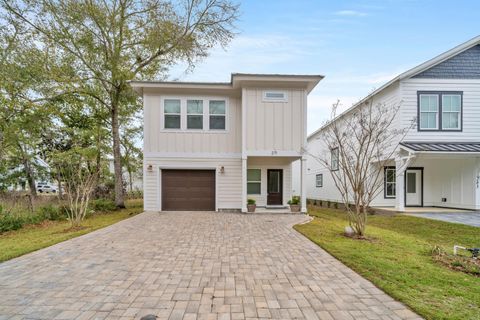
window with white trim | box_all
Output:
[316,174,323,187]
[164,99,181,129]
[209,100,226,130]
[247,169,261,194]
[418,92,462,131]
[187,100,203,129]
[384,167,396,198]
[331,148,339,171]
[263,91,287,102]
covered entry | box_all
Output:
[161,169,215,211]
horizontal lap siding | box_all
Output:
[401,79,480,141]
[305,83,401,205]
[143,157,242,211]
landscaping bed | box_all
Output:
[294,207,480,320]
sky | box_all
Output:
[170,0,480,134]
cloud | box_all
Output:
[334,10,367,17]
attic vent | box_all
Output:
[263,91,287,102]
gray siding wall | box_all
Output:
[413,45,480,79]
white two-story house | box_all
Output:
[131,73,322,213]
[306,36,480,212]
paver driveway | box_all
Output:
[0,212,420,320]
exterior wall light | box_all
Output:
[219,166,225,174]
[147,164,153,171]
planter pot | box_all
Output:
[289,204,301,212]
[247,204,256,213]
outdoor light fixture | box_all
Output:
[219,166,225,173]
[147,164,153,171]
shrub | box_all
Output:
[334,202,339,209]
[38,205,66,221]
[0,215,25,233]
[288,196,300,205]
[247,198,256,205]
[90,199,116,212]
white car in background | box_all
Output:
[36,183,57,194]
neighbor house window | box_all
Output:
[247,169,261,194]
[164,99,181,129]
[384,167,396,198]
[263,91,287,102]
[209,100,226,130]
[418,92,462,131]
[331,148,339,171]
[316,174,323,187]
[187,100,203,129]
[442,94,461,130]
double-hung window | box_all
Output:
[187,100,203,129]
[418,92,462,131]
[331,148,339,171]
[384,167,396,198]
[247,169,261,194]
[316,174,323,187]
[164,99,181,129]
[209,100,226,130]
[441,94,461,130]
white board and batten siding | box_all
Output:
[143,94,243,211]
[143,94,242,154]
[244,88,306,154]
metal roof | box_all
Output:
[400,141,480,153]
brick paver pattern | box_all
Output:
[0,212,422,320]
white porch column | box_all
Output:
[395,158,405,212]
[301,158,307,213]
[241,157,247,213]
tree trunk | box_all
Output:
[56,169,62,198]
[111,98,125,208]
[19,144,37,198]
[128,166,133,192]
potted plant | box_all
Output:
[247,198,256,213]
[288,196,301,213]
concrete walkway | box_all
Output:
[0,212,420,320]
[407,212,480,227]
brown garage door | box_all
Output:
[162,170,215,211]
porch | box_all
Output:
[241,155,307,213]
[389,142,480,212]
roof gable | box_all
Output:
[412,44,480,79]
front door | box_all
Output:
[267,169,283,205]
[405,169,422,206]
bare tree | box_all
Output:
[309,99,413,237]
[58,150,98,227]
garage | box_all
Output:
[161,169,216,211]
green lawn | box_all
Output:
[0,199,143,262]
[294,207,480,320]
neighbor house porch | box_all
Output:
[382,142,480,212]
[241,156,307,213]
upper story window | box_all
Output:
[164,99,181,129]
[162,97,227,131]
[187,100,203,130]
[209,100,226,130]
[316,174,323,187]
[263,90,288,102]
[418,91,462,131]
[331,148,339,171]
